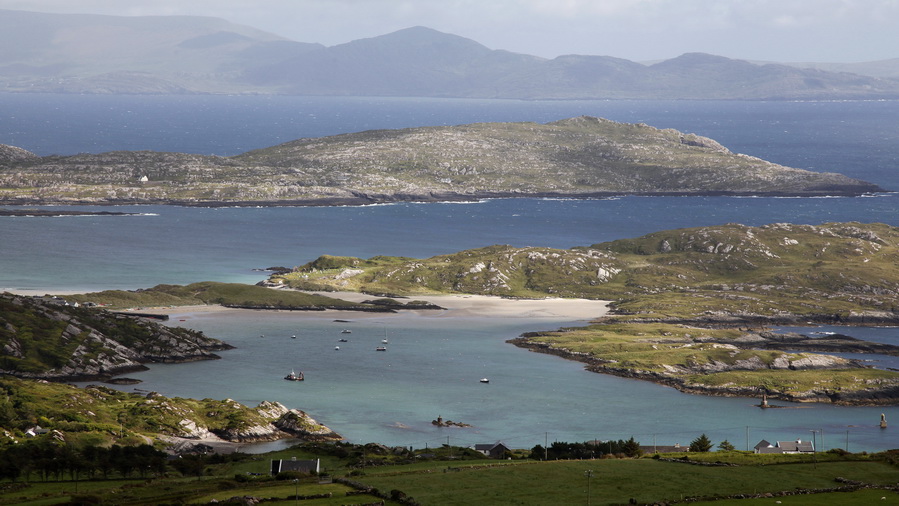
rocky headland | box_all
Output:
[509,327,899,406]
[0,377,341,455]
[0,292,233,382]
[165,399,341,444]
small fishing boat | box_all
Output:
[284,370,304,381]
[382,338,389,344]
[338,338,348,342]
[335,346,340,350]
[376,346,387,351]
[291,335,297,339]
[480,378,490,383]
[341,329,352,334]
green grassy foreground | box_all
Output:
[2,445,899,505]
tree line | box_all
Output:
[529,434,734,460]
[0,439,168,482]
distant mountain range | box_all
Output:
[2,9,899,99]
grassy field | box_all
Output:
[356,459,899,505]
[3,446,899,505]
[692,489,899,506]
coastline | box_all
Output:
[0,187,887,209]
[125,292,612,321]
[2,289,612,321]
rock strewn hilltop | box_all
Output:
[0,117,882,206]
[0,377,341,447]
[270,222,899,322]
[0,293,233,381]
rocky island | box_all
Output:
[0,117,882,206]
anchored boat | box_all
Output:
[284,370,304,381]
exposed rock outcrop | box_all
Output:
[0,293,233,381]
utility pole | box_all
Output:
[584,469,594,506]
[809,429,818,469]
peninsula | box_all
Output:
[0,293,342,449]
[264,221,899,405]
[0,117,882,206]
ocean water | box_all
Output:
[2,95,899,451]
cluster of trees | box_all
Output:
[688,434,736,452]
[530,437,642,460]
[529,434,737,460]
[0,440,166,482]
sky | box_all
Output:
[0,0,897,63]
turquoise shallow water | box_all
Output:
[3,96,899,451]
[94,307,899,452]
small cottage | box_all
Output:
[753,439,814,454]
[474,441,511,459]
[270,457,320,475]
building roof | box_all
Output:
[753,439,814,454]
[640,444,688,453]
[270,458,320,475]
[475,442,509,451]
[777,440,814,453]
[753,439,772,450]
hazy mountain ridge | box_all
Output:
[0,116,882,205]
[2,9,899,99]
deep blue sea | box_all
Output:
[1,95,899,452]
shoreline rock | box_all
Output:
[0,187,887,209]
[0,292,234,383]
[508,324,899,406]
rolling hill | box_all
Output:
[0,116,882,205]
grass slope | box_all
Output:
[273,222,899,320]
[0,292,230,379]
[0,377,324,445]
[63,281,369,310]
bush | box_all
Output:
[275,471,308,481]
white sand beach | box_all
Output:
[316,291,611,320]
[5,288,610,321]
